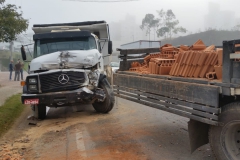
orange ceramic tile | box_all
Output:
[189,66,197,77]
[205,51,214,65]
[180,45,190,51]
[207,65,214,73]
[131,62,141,68]
[193,66,202,78]
[206,72,216,80]
[191,45,206,50]
[159,65,172,75]
[178,64,184,76]
[210,52,218,65]
[170,63,178,76]
[192,39,205,46]
[173,63,180,76]
[184,65,192,77]
[204,45,215,51]
[214,65,222,79]
[197,52,207,66]
[187,66,194,77]
[216,48,223,66]
[181,65,189,77]
[192,52,201,65]
[149,62,153,73]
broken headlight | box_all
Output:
[88,70,100,87]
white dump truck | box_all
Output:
[20,21,114,119]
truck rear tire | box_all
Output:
[209,102,240,160]
[33,104,46,120]
[92,78,115,113]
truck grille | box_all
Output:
[39,71,86,93]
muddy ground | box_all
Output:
[0,96,215,160]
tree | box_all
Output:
[0,0,28,42]
[140,14,159,40]
[156,9,187,39]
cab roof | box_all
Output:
[33,31,92,40]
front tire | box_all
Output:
[92,78,115,113]
[209,102,240,160]
[33,104,46,120]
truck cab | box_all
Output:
[21,21,115,119]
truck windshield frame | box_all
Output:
[34,36,97,58]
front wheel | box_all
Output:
[92,78,115,113]
[209,102,240,160]
[33,104,46,120]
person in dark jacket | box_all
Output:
[14,60,21,81]
[9,60,14,80]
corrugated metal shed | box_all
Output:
[119,40,161,49]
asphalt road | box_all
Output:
[0,97,215,160]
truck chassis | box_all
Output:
[113,40,240,160]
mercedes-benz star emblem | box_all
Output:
[58,74,69,84]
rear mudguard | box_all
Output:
[188,119,210,153]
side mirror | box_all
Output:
[108,41,113,55]
[21,46,26,61]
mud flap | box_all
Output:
[99,74,112,88]
[99,74,107,82]
[188,119,209,153]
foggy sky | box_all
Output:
[5,0,240,34]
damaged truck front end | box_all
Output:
[21,21,114,119]
[22,69,107,107]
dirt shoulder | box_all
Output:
[0,97,214,160]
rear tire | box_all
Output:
[92,78,115,113]
[33,104,46,120]
[209,102,240,160]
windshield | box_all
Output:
[34,36,97,58]
[110,62,120,67]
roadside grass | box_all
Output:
[23,62,29,71]
[0,94,25,138]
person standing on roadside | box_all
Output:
[14,60,21,81]
[9,60,14,80]
[20,61,24,80]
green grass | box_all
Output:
[23,62,29,71]
[0,94,25,137]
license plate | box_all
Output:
[24,99,39,105]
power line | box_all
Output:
[62,0,140,2]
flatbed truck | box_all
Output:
[113,40,240,160]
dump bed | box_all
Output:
[113,40,240,126]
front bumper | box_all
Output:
[21,87,105,107]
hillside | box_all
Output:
[161,30,240,46]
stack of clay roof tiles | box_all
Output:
[170,40,219,78]
[129,44,178,75]
[149,58,175,75]
[129,39,222,80]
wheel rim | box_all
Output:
[221,120,240,160]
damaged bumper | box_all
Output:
[21,87,105,107]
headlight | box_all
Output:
[29,78,37,84]
[88,70,99,86]
[29,85,37,91]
